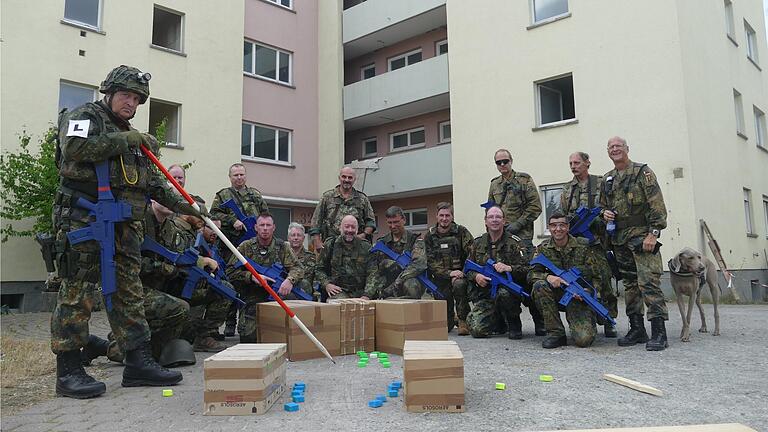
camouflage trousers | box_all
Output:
[51,220,152,354]
[372,261,424,299]
[429,277,470,330]
[532,280,596,347]
[236,285,270,340]
[106,288,189,361]
[285,279,315,301]
[161,277,232,339]
[615,239,668,320]
[466,285,521,338]
[590,244,619,319]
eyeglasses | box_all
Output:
[548,222,569,229]
[495,159,511,166]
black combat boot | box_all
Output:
[617,314,649,347]
[122,342,183,387]
[56,350,106,399]
[604,323,618,338]
[530,306,546,336]
[239,333,258,343]
[507,315,523,340]
[224,322,236,337]
[645,317,668,351]
[80,335,110,366]
[542,335,567,349]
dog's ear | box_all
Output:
[669,254,681,273]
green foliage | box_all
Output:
[0,127,59,242]
[152,117,193,170]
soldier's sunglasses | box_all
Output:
[495,159,510,166]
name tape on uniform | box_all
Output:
[66,120,90,138]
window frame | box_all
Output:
[745,20,759,65]
[734,89,746,138]
[361,137,378,158]
[724,0,736,43]
[263,0,293,11]
[149,99,182,148]
[243,40,293,86]
[389,126,426,152]
[539,183,566,237]
[438,120,451,144]
[387,48,423,72]
[63,0,103,31]
[744,188,755,235]
[58,80,97,111]
[754,106,766,149]
[360,63,376,80]
[403,208,429,230]
[241,121,293,166]
[151,5,185,54]
[763,195,768,239]
[435,39,448,56]
[535,73,575,127]
[531,0,569,24]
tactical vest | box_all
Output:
[424,225,466,275]
[327,236,369,290]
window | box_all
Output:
[58,81,96,111]
[436,40,448,55]
[361,64,375,80]
[724,0,736,41]
[540,184,565,236]
[390,127,425,151]
[361,138,377,158]
[149,100,181,147]
[532,0,568,23]
[734,89,746,136]
[745,21,759,64]
[754,106,766,148]
[244,41,292,85]
[152,6,184,53]
[438,121,451,143]
[265,0,292,9]
[536,74,575,126]
[763,195,768,238]
[270,207,292,243]
[403,209,428,230]
[242,122,291,164]
[744,188,755,235]
[64,0,101,29]
[388,49,422,71]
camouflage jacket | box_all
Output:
[560,174,603,217]
[56,100,190,223]
[366,230,427,297]
[599,161,667,246]
[308,186,376,240]
[210,186,269,241]
[423,222,473,279]
[293,247,317,287]
[487,170,542,240]
[140,215,207,292]
[527,235,602,292]
[315,236,374,297]
[466,231,529,299]
[226,237,303,295]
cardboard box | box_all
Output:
[203,343,287,416]
[257,300,341,361]
[374,299,447,355]
[329,298,375,355]
[403,340,465,413]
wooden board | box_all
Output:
[540,424,756,432]
[602,373,663,396]
[700,219,741,302]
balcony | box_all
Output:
[351,144,452,200]
[343,0,446,59]
[343,54,449,131]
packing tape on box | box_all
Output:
[313,305,324,327]
[404,367,465,381]
[419,302,434,323]
[258,322,341,336]
[377,321,446,332]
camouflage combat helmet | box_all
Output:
[99,65,151,104]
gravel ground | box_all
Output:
[1,303,766,432]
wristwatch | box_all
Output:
[649,229,661,237]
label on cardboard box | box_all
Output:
[204,374,286,416]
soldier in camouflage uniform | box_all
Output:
[211,163,269,337]
[226,213,304,342]
[423,202,473,334]
[529,212,604,348]
[365,206,427,300]
[600,136,669,351]
[317,215,375,299]
[560,152,618,337]
[465,206,530,339]
[51,65,199,398]
[487,149,545,336]
[287,222,317,300]
[309,166,376,250]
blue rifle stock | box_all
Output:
[370,241,444,300]
[234,258,313,301]
[220,199,257,244]
[141,237,245,308]
[462,259,530,300]
[66,161,133,311]
[529,254,616,326]
[569,206,602,244]
[194,233,227,280]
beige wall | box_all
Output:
[1,0,244,281]
[447,0,767,271]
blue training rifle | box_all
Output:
[568,206,602,244]
[66,161,133,311]
[220,199,257,244]
[194,232,227,280]
[462,259,530,300]
[529,254,616,326]
[234,258,313,301]
[370,241,444,299]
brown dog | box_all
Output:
[668,247,721,342]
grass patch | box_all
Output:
[0,336,56,415]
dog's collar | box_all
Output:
[670,269,703,277]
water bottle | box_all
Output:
[606,216,616,237]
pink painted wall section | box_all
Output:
[242,0,319,201]
[344,26,448,85]
[344,109,450,162]
[371,192,455,239]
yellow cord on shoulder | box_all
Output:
[119,155,138,185]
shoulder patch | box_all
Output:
[510,234,522,242]
[66,119,90,138]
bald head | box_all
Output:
[340,215,359,242]
[339,166,356,192]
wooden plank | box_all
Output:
[700,219,741,302]
[540,423,756,432]
[602,373,663,396]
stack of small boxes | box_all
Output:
[203,343,287,415]
[402,340,465,413]
[329,298,375,355]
